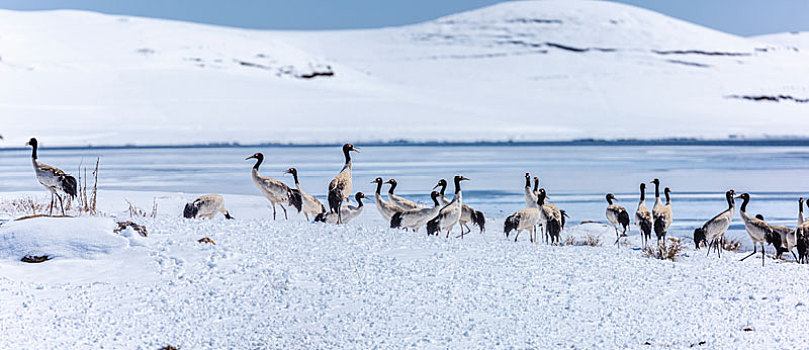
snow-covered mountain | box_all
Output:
[1,0,808,147]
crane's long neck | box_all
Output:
[388,181,397,194]
[30,143,38,159]
[654,182,660,199]
[799,199,805,224]
[252,156,263,171]
[727,193,735,210]
[537,193,546,207]
[664,190,670,205]
[291,172,300,186]
[356,195,364,207]
[639,186,646,203]
[454,177,462,195]
[524,176,531,189]
[439,183,447,196]
[375,181,383,195]
[533,178,539,193]
[343,148,352,170]
[432,196,439,207]
[606,197,613,205]
[739,196,749,213]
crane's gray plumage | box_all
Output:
[391,191,441,231]
[504,205,541,243]
[387,179,420,210]
[737,193,792,265]
[327,143,359,224]
[635,183,653,247]
[284,167,325,221]
[315,192,367,225]
[26,137,77,216]
[183,194,233,220]
[246,152,301,220]
[434,178,485,236]
[371,178,403,222]
[537,188,562,245]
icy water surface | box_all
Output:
[2,144,809,237]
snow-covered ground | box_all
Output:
[1,190,809,348]
[1,0,809,147]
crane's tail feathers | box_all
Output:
[654,218,667,238]
[640,220,652,238]
[546,218,562,242]
[390,212,404,228]
[503,213,519,237]
[327,191,342,214]
[693,227,706,249]
[224,211,234,220]
[313,212,327,223]
[426,217,440,236]
[62,175,78,199]
[618,210,630,233]
[471,210,485,232]
[288,189,303,213]
[560,210,568,229]
[183,202,199,219]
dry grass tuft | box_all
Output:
[21,255,51,263]
[160,346,179,350]
[75,157,100,215]
[643,238,683,261]
[584,234,602,247]
[723,239,742,252]
[198,237,216,245]
[563,236,576,246]
[1,197,46,216]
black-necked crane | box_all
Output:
[386,179,420,210]
[799,197,805,226]
[504,200,541,243]
[537,188,563,245]
[371,177,403,222]
[26,138,77,216]
[434,178,485,236]
[605,193,630,245]
[284,167,326,221]
[694,190,735,258]
[183,194,234,219]
[797,198,809,264]
[391,191,441,231]
[650,179,672,243]
[327,143,360,224]
[533,176,567,242]
[634,183,653,247]
[426,175,469,237]
[246,152,301,220]
[737,193,788,265]
[315,192,367,225]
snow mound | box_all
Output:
[0,217,128,260]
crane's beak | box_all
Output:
[245,155,256,160]
[352,146,361,153]
[735,195,743,199]
[432,183,441,189]
[460,176,470,181]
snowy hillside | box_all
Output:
[755,31,809,51]
[1,0,808,147]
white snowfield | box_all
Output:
[1,0,809,147]
[2,190,809,348]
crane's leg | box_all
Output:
[792,250,799,262]
[281,205,288,220]
[761,243,764,266]
[57,194,65,216]
[707,240,713,257]
[614,226,620,245]
[271,203,277,220]
[304,212,310,221]
[740,244,757,261]
[49,192,54,215]
[514,229,522,242]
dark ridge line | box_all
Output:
[725,94,809,104]
[6,138,809,152]
[506,18,563,24]
[545,42,617,53]
[652,49,751,56]
[665,59,710,68]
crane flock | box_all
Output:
[21,139,809,265]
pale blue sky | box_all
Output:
[1,0,806,36]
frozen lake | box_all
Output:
[2,144,809,238]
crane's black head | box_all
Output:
[801,197,804,205]
[639,183,646,191]
[606,193,617,203]
[355,192,368,201]
[735,192,749,201]
[183,202,199,219]
[283,167,297,175]
[455,175,470,182]
[431,191,440,199]
[755,214,765,221]
[693,228,706,249]
[537,188,547,203]
[664,187,671,195]
[525,172,530,179]
[343,144,360,153]
[245,152,263,161]
[433,179,447,189]
[371,177,383,184]
[387,179,398,185]
[26,137,38,147]
[650,178,660,186]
